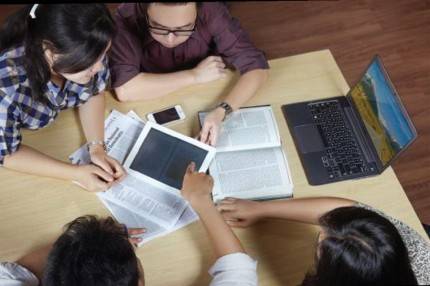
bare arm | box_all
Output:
[78,93,125,181]
[114,56,226,102]
[3,145,114,192]
[4,145,79,181]
[200,69,268,145]
[181,162,244,258]
[218,197,356,227]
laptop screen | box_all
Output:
[349,57,416,167]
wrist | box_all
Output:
[187,69,198,85]
[190,196,214,212]
[87,140,106,154]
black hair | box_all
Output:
[42,216,140,286]
[302,206,417,286]
[0,4,115,101]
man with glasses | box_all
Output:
[109,2,269,146]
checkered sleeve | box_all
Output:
[93,56,111,95]
[0,90,22,166]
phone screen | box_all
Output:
[153,107,180,124]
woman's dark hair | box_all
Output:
[42,215,140,286]
[302,206,417,286]
[0,4,115,101]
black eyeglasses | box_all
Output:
[146,15,195,37]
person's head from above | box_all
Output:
[42,216,144,286]
[0,4,115,99]
[143,2,198,49]
[303,206,417,286]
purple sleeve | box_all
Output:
[203,3,269,74]
[109,4,143,88]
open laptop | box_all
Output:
[282,55,417,185]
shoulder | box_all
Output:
[198,2,230,19]
[0,46,29,104]
[209,252,258,286]
[355,202,430,284]
[0,261,39,286]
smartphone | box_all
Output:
[146,105,186,126]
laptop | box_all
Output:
[282,55,417,185]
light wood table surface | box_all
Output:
[0,50,426,286]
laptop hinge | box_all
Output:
[343,105,378,166]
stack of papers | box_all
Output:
[69,110,199,245]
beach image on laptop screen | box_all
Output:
[349,58,416,166]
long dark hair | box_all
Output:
[0,4,115,101]
[43,216,139,286]
[302,206,417,286]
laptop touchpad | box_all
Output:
[294,124,325,153]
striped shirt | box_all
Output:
[0,46,110,165]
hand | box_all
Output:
[181,162,214,210]
[191,56,226,84]
[217,198,263,228]
[89,144,126,181]
[125,226,146,246]
[199,107,225,145]
[73,164,115,192]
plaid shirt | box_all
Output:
[0,46,110,165]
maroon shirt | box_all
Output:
[109,2,269,88]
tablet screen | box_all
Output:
[129,128,208,189]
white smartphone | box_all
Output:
[146,105,186,126]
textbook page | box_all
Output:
[101,199,198,245]
[209,146,293,202]
[199,106,280,152]
[98,175,188,230]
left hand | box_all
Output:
[199,107,225,146]
[89,144,126,181]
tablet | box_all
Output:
[124,121,216,190]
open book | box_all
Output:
[199,106,293,202]
[69,110,214,245]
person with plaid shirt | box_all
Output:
[0,4,125,192]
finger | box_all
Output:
[211,56,223,63]
[209,126,219,146]
[92,166,114,182]
[186,162,196,174]
[221,197,237,204]
[107,157,126,179]
[226,220,248,228]
[200,125,210,144]
[129,237,143,244]
[93,178,110,192]
[92,158,114,176]
[216,62,226,69]
[217,203,237,212]
[128,228,146,235]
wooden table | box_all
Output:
[0,50,426,286]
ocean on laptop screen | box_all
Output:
[349,58,415,166]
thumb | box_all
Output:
[186,162,196,174]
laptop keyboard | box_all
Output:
[308,101,367,179]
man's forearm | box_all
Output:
[223,69,268,110]
[114,70,196,102]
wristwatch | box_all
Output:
[216,101,233,121]
[87,140,107,152]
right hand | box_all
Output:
[191,56,226,84]
[217,197,263,228]
[181,162,214,209]
[73,164,116,192]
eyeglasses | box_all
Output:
[146,15,195,37]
